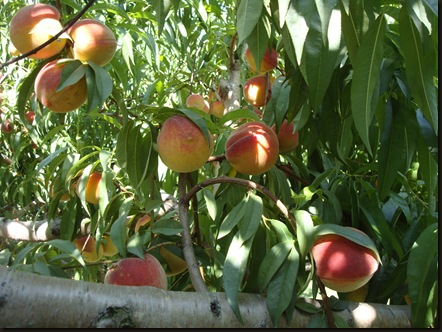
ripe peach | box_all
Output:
[243,75,272,107]
[73,235,104,263]
[104,253,168,289]
[25,111,35,123]
[1,119,13,133]
[157,115,213,173]
[134,215,151,233]
[225,121,279,175]
[9,4,67,60]
[245,47,278,74]
[272,119,299,153]
[67,19,117,66]
[210,100,225,118]
[311,228,380,293]
[186,94,210,113]
[34,59,87,113]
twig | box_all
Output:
[316,275,337,328]
[177,173,208,292]
[182,175,297,232]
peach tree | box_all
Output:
[0,0,438,328]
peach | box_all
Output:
[210,100,225,118]
[9,4,68,60]
[245,47,278,74]
[272,119,299,153]
[134,215,151,233]
[104,253,168,289]
[157,115,213,173]
[67,19,117,66]
[225,121,279,175]
[34,59,87,113]
[73,235,104,263]
[84,172,102,205]
[1,119,13,133]
[186,94,210,113]
[243,75,272,107]
[311,228,380,293]
[102,234,119,257]
[25,111,35,123]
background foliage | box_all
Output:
[0,0,438,328]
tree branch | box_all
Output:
[0,266,412,328]
[177,173,208,292]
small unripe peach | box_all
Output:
[225,121,279,175]
[186,94,210,113]
[243,75,272,107]
[34,59,87,113]
[67,19,117,66]
[311,228,379,293]
[210,100,225,118]
[245,47,278,74]
[104,253,168,289]
[9,4,67,60]
[157,115,213,173]
[272,119,299,153]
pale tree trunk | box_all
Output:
[0,266,411,328]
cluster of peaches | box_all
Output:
[9,3,117,113]
[157,44,300,176]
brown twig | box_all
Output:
[0,0,97,71]
[178,173,208,292]
[316,275,337,328]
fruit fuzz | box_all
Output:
[311,228,380,293]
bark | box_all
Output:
[0,266,411,328]
[0,217,60,242]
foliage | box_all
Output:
[0,0,438,328]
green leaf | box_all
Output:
[301,5,342,111]
[57,60,85,92]
[407,223,438,328]
[115,121,157,199]
[377,99,406,200]
[245,12,272,71]
[152,219,184,236]
[351,14,385,155]
[268,219,294,243]
[294,210,315,258]
[47,239,85,266]
[217,199,246,239]
[359,194,403,259]
[238,192,263,241]
[399,7,437,135]
[109,197,134,257]
[236,0,264,45]
[257,241,292,292]
[203,188,217,221]
[417,136,438,213]
[223,231,254,323]
[266,246,299,327]
[285,1,311,67]
[156,0,172,36]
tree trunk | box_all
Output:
[0,266,411,328]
